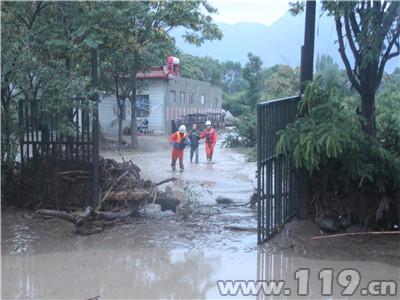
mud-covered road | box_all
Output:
[2,135,400,299]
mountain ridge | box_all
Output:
[172,12,398,72]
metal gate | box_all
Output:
[17,96,99,208]
[257,96,300,244]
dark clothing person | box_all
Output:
[188,129,200,163]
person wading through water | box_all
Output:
[169,125,190,171]
[188,124,200,163]
[200,120,217,163]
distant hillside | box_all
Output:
[172,12,398,72]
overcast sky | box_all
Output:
[208,0,290,26]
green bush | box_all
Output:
[276,80,400,226]
[222,91,249,116]
[376,90,400,156]
[234,112,257,147]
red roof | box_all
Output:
[136,66,169,79]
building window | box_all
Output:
[170,90,176,104]
[214,97,218,107]
[180,91,185,104]
[200,94,205,105]
[188,93,194,104]
[136,95,150,117]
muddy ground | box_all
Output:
[2,135,400,299]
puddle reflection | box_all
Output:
[2,249,219,299]
[2,248,399,299]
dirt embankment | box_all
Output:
[264,220,400,267]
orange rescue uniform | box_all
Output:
[200,128,217,161]
[169,131,188,170]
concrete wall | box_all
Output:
[98,94,121,135]
[165,77,222,132]
[99,79,167,135]
[137,79,167,133]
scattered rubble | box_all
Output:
[36,158,180,235]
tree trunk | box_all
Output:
[130,90,138,149]
[130,52,139,150]
[118,109,123,147]
[361,91,376,136]
[114,75,126,149]
[1,92,12,165]
[117,97,125,148]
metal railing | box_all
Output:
[257,96,300,244]
[17,97,98,208]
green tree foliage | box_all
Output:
[221,61,249,94]
[222,92,248,116]
[315,54,342,90]
[179,53,223,86]
[1,0,223,157]
[242,52,263,112]
[262,64,300,100]
[179,55,249,95]
[96,1,222,149]
[376,69,400,155]
[293,1,400,135]
[1,2,93,168]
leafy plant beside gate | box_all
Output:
[276,79,400,229]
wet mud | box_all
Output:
[2,135,400,299]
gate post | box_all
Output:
[297,0,316,220]
[300,0,316,90]
[91,48,100,207]
[256,103,262,244]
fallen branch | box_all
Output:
[224,225,257,232]
[107,190,150,202]
[36,209,77,223]
[311,231,400,240]
[60,176,77,183]
[36,203,140,235]
[97,170,129,209]
[57,170,92,175]
[154,177,177,186]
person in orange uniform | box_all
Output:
[200,120,217,162]
[169,125,190,171]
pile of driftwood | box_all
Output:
[36,157,179,235]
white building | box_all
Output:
[99,63,222,134]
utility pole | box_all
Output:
[300,0,316,93]
[91,48,100,207]
[298,0,316,219]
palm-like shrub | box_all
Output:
[277,80,400,228]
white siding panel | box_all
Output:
[143,80,166,133]
[99,95,118,134]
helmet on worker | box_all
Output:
[205,120,211,127]
[179,124,186,133]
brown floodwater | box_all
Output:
[2,136,399,299]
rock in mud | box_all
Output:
[339,214,351,229]
[345,224,365,233]
[215,196,234,205]
[316,216,340,233]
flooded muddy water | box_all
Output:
[102,137,256,205]
[3,246,399,299]
[2,136,400,299]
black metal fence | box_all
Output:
[18,99,95,165]
[257,96,300,244]
[17,97,99,208]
